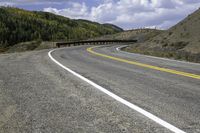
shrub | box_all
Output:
[162,43,168,47]
[172,41,188,50]
[168,32,173,36]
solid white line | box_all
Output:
[116,45,200,66]
[48,48,186,133]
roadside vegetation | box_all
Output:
[6,40,58,53]
[92,29,163,42]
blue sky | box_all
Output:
[1,0,200,29]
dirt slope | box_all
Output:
[126,8,200,63]
[92,29,163,42]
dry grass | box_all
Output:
[92,29,163,42]
[126,8,200,63]
[5,41,56,53]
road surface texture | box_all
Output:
[0,45,200,133]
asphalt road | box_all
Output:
[0,45,200,133]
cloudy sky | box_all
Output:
[1,0,200,29]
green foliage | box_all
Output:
[0,7,123,48]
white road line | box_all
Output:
[48,48,186,133]
[116,46,200,66]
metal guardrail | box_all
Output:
[56,40,137,48]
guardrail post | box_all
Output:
[56,43,60,48]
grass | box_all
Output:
[125,8,200,63]
[124,44,200,63]
[4,40,56,53]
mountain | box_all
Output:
[126,8,200,63]
[92,29,163,42]
[0,7,123,51]
[103,23,124,32]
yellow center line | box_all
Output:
[87,46,200,80]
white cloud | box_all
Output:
[2,0,199,29]
[43,0,200,29]
[44,2,90,19]
[0,0,70,6]
[0,2,15,6]
[3,0,197,30]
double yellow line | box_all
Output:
[87,47,200,80]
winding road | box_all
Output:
[0,45,200,133]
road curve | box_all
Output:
[0,45,200,132]
[50,45,200,133]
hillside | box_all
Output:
[126,8,200,63]
[92,29,163,42]
[0,7,123,52]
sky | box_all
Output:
[0,0,200,30]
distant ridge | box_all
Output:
[0,7,123,51]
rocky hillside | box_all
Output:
[126,8,200,63]
[92,29,163,42]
